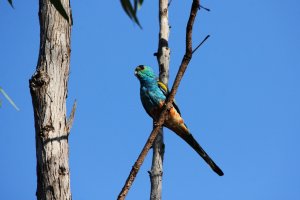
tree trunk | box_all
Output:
[29,0,73,199]
[149,0,170,199]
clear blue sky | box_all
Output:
[1,0,300,199]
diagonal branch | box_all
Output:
[192,34,210,54]
[117,1,200,199]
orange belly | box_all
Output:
[150,103,190,136]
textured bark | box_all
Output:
[149,129,164,200]
[29,0,73,200]
[149,0,170,199]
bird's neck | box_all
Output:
[140,78,157,89]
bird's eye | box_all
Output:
[138,65,145,70]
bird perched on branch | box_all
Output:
[134,65,224,176]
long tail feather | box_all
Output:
[164,106,224,176]
[169,123,224,176]
[180,133,224,176]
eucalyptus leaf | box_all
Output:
[137,0,143,10]
[120,0,143,28]
[7,0,14,8]
[0,87,19,111]
[120,0,132,19]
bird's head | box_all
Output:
[134,65,157,82]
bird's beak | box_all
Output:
[134,70,138,77]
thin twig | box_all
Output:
[117,1,200,199]
[200,5,210,12]
[192,34,210,54]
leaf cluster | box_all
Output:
[120,0,144,28]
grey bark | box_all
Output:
[29,0,73,199]
[149,0,170,199]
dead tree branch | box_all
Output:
[149,0,170,199]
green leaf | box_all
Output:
[120,0,132,19]
[50,0,69,23]
[137,0,143,10]
[134,0,143,13]
[134,0,138,13]
[7,0,14,8]
[0,87,20,111]
[120,0,143,28]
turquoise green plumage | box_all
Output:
[135,65,224,176]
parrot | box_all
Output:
[134,65,224,176]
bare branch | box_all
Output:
[200,5,210,12]
[192,34,210,54]
[149,0,170,199]
[117,1,200,199]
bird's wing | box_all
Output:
[157,80,181,115]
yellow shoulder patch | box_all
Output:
[157,81,168,94]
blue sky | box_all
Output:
[1,0,300,199]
